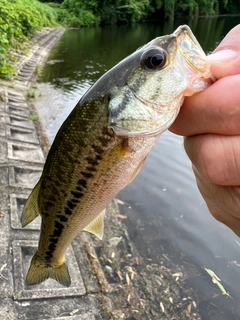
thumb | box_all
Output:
[208,24,240,79]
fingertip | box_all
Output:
[208,49,238,62]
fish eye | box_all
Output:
[141,48,167,71]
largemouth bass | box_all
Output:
[22,25,212,287]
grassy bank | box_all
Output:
[0,0,58,78]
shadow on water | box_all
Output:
[36,16,240,319]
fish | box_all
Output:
[22,25,212,287]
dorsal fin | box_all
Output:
[83,209,105,240]
[21,181,41,227]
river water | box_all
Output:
[36,16,240,319]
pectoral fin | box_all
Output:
[83,209,105,240]
[125,157,146,187]
[21,181,41,227]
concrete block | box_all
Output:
[12,240,86,300]
[8,142,45,163]
[5,114,35,129]
[6,126,39,144]
[7,105,30,118]
[9,165,42,188]
[0,140,8,161]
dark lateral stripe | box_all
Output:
[53,221,64,237]
[71,191,84,198]
[45,250,53,261]
[86,157,98,166]
[96,154,102,161]
[72,198,80,203]
[86,166,96,172]
[81,171,94,179]
[92,145,104,154]
[48,242,57,252]
[56,214,68,222]
[49,237,59,244]
[65,207,72,215]
[67,200,77,210]
[78,179,87,188]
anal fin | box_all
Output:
[21,180,41,227]
[83,209,105,240]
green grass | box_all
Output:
[0,0,58,78]
[28,113,39,121]
[26,90,35,99]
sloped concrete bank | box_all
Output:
[0,28,201,320]
[0,28,110,320]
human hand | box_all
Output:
[170,24,240,236]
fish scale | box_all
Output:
[22,25,212,287]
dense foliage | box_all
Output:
[1,0,240,77]
[54,0,152,27]
[48,0,240,27]
[0,0,58,77]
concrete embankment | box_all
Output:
[0,28,110,320]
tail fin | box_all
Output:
[26,253,71,287]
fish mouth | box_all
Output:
[174,25,214,92]
[174,25,208,73]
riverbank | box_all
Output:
[0,27,201,319]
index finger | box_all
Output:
[170,74,240,136]
[209,24,240,79]
[170,24,240,137]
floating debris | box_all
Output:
[126,266,136,280]
[109,236,122,246]
[0,263,7,280]
[126,272,130,285]
[116,214,127,219]
[160,301,165,313]
[105,265,113,274]
[70,309,79,316]
[204,268,221,281]
[204,267,231,297]
[187,303,192,314]
[116,199,125,205]
[172,272,183,277]
[117,270,123,280]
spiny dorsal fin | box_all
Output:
[21,181,41,227]
[26,252,71,287]
[83,209,105,240]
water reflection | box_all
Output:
[36,16,240,319]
